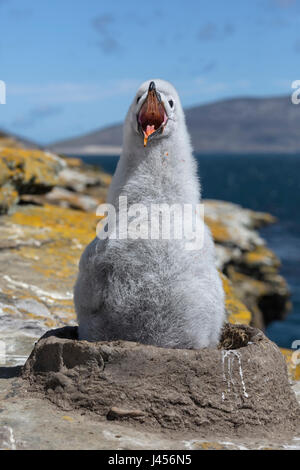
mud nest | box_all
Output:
[22,323,300,437]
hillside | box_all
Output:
[49,95,300,155]
[0,129,41,150]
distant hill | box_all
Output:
[0,129,41,149]
[44,95,300,155]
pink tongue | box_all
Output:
[145,124,155,137]
[143,125,156,147]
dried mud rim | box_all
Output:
[41,322,255,351]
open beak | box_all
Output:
[138,81,168,147]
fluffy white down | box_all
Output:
[74,79,225,348]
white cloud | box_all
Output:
[8,79,140,104]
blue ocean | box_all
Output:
[75,153,300,349]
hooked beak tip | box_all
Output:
[148,81,156,92]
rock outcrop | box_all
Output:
[204,200,291,329]
[0,137,110,216]
[0,147,64,214]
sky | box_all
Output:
[0,0,300,144]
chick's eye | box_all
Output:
[136,96,141,104]
[168,100,174,108]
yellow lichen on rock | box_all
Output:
[242,246,280,271]
[221,274,252,325]
[0,184,19,214]
[0,147,64,197]
[192,441,225,450]
[0,135,25,150]
[280,348,300,382]
[0,203,101,327]
[204,215,231,244]
[61,157,83,168]
[226,265,291,329]
[10,203,97,244]
[227,268,271,296]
